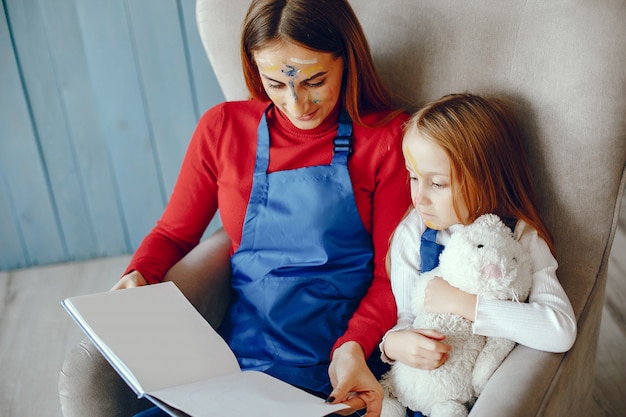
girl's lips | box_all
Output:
[420,211,433,219]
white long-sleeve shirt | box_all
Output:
[383,209,577,358]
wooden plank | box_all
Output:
[0,1,65,268]
[126,0,197,197]
[36,0,129,258]
[0,4,28,270]
[6,0,99,261]
[74,0,165,250]
[127,0,224,238]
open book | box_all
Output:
[62,281,349,417]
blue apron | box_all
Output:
[218,106,374,395]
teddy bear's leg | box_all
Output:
[430,400,468,417]
[381,395,408,417]
[472,337,516,394]
[379,372,408,417]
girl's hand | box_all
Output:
[110,270,147,290]
[327,341,384,417]
[425,276,477,321]
[382,329,451,369]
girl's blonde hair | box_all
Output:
[405,93,554,254]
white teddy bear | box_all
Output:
[380,213,532,417]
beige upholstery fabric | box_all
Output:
[59,1,626,416]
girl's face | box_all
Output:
[254,42,344,130]
[403,129,468,230]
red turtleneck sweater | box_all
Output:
[125,100,410,358]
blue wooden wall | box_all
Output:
[0,0,224,270]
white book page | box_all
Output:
[63,299,144,394]
[64,282,240,393]
[148,370,350,417]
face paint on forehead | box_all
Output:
[255,58,279,72]
[281,64,299,102]
[281,64,300,78]
[403,143,421,175]
[290,57,318,65]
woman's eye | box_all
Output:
[268,83,285,89]
[305,79,326,88]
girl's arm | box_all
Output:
[380,209,452,366]
[425,221,577,353]
[388,209,422,329]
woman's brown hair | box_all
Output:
[405,93,555,254]
[240,0,396,125]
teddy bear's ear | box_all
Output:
[475,213,503,228]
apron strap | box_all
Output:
[332,109,353,164]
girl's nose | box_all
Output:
[415,186,430,206]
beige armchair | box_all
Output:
[194,1,626,415]
[59,1,626,416]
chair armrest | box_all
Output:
[470,345,563,417]
[164,227,232,328]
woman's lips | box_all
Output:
[297,109,318,121]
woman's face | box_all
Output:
[403,129,468,230]
[253,42,344,130]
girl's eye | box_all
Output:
[268,83,285,89]
[432,181,448,189]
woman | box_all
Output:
[67,1,412,416]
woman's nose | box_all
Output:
[285,91,308,116]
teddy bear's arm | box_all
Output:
[472,336,516,394]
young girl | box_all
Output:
[380,93,577,409]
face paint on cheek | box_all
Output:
[309,91,322,104]
[310,88,334,105]
[424,219,442,230]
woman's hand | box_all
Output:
[382,328,451,369]
[327,341,383,417]
[110,270,147,290]
[425,276,477,321]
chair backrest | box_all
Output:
[197,0,625,319]
[196,2,625,415]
